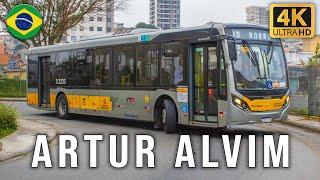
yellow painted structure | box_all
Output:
[242,96,287,112]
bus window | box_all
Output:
[86,49,95,86]
[95,49,105,85]
[114,46,135,87]
[27,55,39,88]
[137,44,160,86]
[219,46,227,99]
[161,42,186,86]
[101,49,113,86]
[55,51,72,85]
[73,49,90,86]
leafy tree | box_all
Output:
[135,22,158,29]
[0,0,128,47]
[308,43,320,66]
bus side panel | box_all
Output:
[27,88,39,107]
[100,89,151,121]
[150,89,189,126]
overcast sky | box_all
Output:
[115,0,320,34]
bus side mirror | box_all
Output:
[228,40,237,61]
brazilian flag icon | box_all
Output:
[6,4,43,40]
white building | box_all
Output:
[246,6,269,27]
[149,0,181,30]
[65,1,114,42]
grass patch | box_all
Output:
[0,127,17,139]
[290,108,309,116]
[290,108,320,122]
[0,103,18,139]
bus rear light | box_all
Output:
[218,112,225,118]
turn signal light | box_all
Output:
[283,96,290,107]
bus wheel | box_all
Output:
[57,94,69,119]
[162,99,177,133]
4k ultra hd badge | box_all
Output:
[269,4,315,38]
[6,4,43,40]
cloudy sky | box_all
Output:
[115,0,320,34]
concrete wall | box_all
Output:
[308,66,320,116]
[290,93,308,112]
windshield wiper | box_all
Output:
[241,40,259,66]
[267,42,274,64]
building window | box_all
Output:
[79,26,84,31]
[97,17,103,21]
[106,27,112,32]
[89,27,94,31]
[107,17,112,22]
[97,27,103,31]
[71,36,77,42]
[89,17,94,21]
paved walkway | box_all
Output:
[0,119,57,162]
[283,115,320,134]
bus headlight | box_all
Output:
[232,95,250,111]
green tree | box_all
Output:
[135,22,158,29]
[308,43,320,66]
[0,0,128,47]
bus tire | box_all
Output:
[57,94,69,119]
[162,99,177,133]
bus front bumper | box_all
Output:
[228,103,290,126]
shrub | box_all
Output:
[0,78,26,97]
[0,103,18,130]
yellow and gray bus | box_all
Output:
[27,23,290,133]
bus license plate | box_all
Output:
[262,117,272,123]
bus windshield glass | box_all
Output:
[232,43,288,90]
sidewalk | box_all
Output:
[0,119,57,162]
[283,115,320,134]
[0,97,26,102]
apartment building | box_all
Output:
[246,6,269,27]
[65,1,114,42]
[150,0,181,30]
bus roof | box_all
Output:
[28,23,268,55]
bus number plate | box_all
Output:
[262,117,272,123]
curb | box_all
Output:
[282,120,320,134]
[0,120,58,162]
[0,98,26,102]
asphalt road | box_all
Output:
[1,101,320,180]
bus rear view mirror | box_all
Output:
[228,40,237,61]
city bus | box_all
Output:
[27,23,290,133]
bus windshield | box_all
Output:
[233,43,288,90]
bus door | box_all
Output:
[39,56,50,108]
[193,44,218,122]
